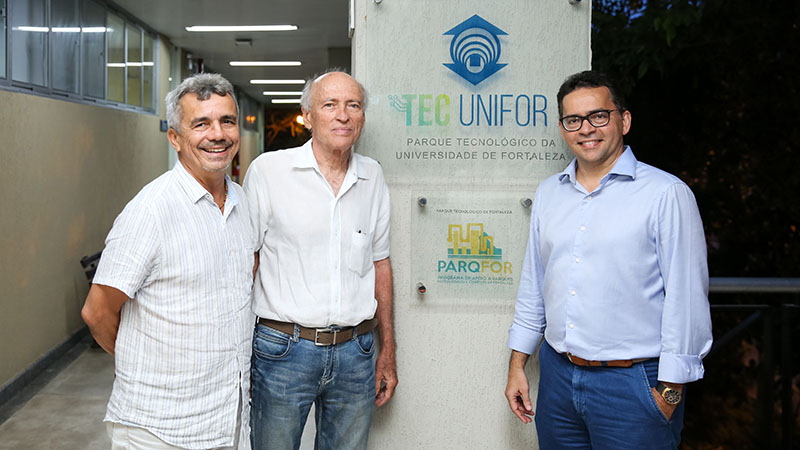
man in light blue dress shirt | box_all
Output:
[505,71,712,449]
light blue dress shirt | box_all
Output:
[508,147,712,383]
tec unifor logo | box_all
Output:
[443,14,508,86]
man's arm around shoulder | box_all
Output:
[373,257,397,407]
[81,284,129,355]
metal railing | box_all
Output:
[708,277,799,450]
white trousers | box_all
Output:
[106,397,243,450]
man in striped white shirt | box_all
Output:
[82,73,256,450]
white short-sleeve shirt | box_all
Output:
[243,140,391,328]
[93,161,256,450]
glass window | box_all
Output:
[51,0,80,93]
[142,32,154,110]
[10,0,48,86]
[126,23,141,106]
[81,0,104,98]
[106,12,124,103]
[1,0,7,78]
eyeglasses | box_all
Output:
[559,109,616,132]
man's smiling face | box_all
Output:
[168,93,240,181]
[559,86,631,173]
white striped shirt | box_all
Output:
[93,161,256,450]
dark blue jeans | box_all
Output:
[250,323,376,450]
[535,341,685,449]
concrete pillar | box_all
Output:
[351,1,591,448]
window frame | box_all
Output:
[0,0,159,114]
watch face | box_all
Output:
[663,388,681,405]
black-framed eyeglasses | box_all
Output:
[559,109,616,132]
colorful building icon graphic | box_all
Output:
[447,223,503,259]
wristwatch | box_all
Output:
[656,382,682,405]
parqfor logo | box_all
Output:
[443,14,508,86]
[438,223,512,275]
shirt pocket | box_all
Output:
[347,230,373,277]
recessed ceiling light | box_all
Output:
[14,26,49,32]
[186,25,297,32]
[272,99,302,104]
[251,79,306,85]
[230,61,301,67]
[262,91,303,96]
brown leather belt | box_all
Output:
[258,317,378,346]
[565,353,651,368]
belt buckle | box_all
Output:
[314,328,337,346]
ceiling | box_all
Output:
[112,0,351,105]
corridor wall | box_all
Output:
[0,38,171,390]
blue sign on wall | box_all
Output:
[443,15,508,86]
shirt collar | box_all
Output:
[173,160,239,207]
[558,146,637,184]
[291,139,369,180]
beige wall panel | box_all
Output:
[237,128,261,182]
[0,40,171,388]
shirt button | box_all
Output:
[569,323,575,329]
[587,195,592,200]
[580,226,586,231]
[570,290,576,296]
[575,258,580,263]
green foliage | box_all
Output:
[592,0,800,278]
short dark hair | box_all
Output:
[556,70,626,117]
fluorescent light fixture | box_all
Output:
[106,62,153,67]
[107,63,126,68]
[272,99,302,104]
[186,25,297,32]
[230,61,301,67]
[14,26,49,32]
[251,79,305,85]
[262,91,303,96]
[13,26,109,33]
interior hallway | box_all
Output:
[0,336,316,450]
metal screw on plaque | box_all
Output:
[374,0,382,3]
[416,282,427,295]
[417,197,427,207]
[568,0,582,4]
[520,198,533,208]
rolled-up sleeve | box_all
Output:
[508,192,546,356]
[655,183,713,383]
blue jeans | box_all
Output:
[535,341,685,449]
[250,323,376,450]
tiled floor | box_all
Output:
[0,337,316,450]
[0,340,112,450]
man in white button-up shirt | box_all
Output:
[244,70,396,450]
[82,73,256,450]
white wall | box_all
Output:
[352,1,591,448]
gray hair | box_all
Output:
[299,69,367,112]
[165,73,239,133]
